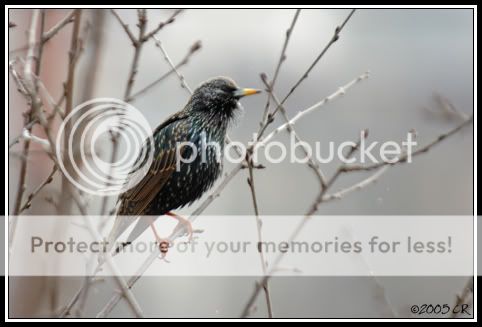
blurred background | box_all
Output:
[8,8,474,318]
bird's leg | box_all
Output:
[166,212,193,242]
[149,219,171,261]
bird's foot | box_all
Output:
[166,212,193,242]
[157,238,171,262]
[149,220,172,262]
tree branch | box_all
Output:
[42,10,76,43]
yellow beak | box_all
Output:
[234,88,262,98]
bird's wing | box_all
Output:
[105,111,190,252]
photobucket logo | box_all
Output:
[176,131,418,170]
[56,98,154,196]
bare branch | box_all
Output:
[261,9,301,125]
[152,36,192,92]
[141,9,183,42]
[110,9,137,45]
[261,74,327,189]
[42,10,76,43]
[127,40,202,102]
[12,9,42,222]
[342,115,474,173]
[261,71,370,146]
[246,156,274,318]
[451,277,473,318]
[268,9,356,121]
[18,165,58,213]
[322,166,389,202]
[96,247,158,318]
[8,119,38,148]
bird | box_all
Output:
[106,77,261,255]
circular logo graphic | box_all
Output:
[56,98,154,196]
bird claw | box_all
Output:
[157,239,171,262]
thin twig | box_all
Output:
[451,277,474,318]
[246,156,273,318]
[110,9,136,45]
[342,115,474,172]
[260,71,370,146]
[322,166,388,202]
[276,9,355,117]
[18,165,58,214]
[261,74,327,189]
[261,9,301,126]
[141,9,183,42]
[8,119,39,148]
[153,36,192,92]
[127,40,201,102]
[12,9,40,216]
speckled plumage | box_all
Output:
[107,77,259,250]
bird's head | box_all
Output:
[188,77,261,121]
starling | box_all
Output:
[107,77,260,253]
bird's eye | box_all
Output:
[216,86,236,95]
[227,86,238,94]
